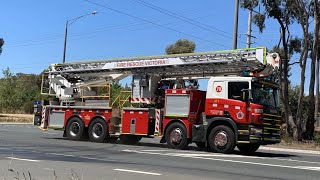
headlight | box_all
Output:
[250,127,263,135]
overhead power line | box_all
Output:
[84,0,229,48]
[133,0,250,46]
[7,13,218,48]
[133,0,234,39]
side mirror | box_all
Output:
[241,89,251,104]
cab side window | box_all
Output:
[228,82,249,100]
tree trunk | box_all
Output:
[305,0,319,140]
[306,60,316,139]
[315,57,319,127]
[295,30,309,141]
[277,19,295,137]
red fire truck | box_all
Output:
[35,47,281,154]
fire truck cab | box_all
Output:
[35,47,281,154]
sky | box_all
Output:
[0,0,308,91]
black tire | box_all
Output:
[195,142,206,149]
[88,118,108,143]
[208,125,236,154]
[119,135,142,145]
[66,117,85,141]
[237,143,260,153]
[165,122,189,149]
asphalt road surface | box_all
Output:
[0,124,320,180]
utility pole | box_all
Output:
[62,21,68,64]
[233,0,239,49]
[246,9,253,48]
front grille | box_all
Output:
[262,113,281,143]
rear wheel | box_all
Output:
[66,117,85,141]
[88,118,108,143]
[208,125,235,154]
[165,122,189,149]
[237,143,260,153]
[119,135,142,145]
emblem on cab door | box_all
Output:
[237,111,244,119]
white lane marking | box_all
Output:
[47,153,101,161]
[6,157,40,162]
[122,149,320,172]
[114,169,161,176]
[141,149,175,152]
[47,153,75,157]
[260,147,320,155]
[43,168,55,171]
[137,150,320,165]
[295,166,320,171]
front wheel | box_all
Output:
[207,125,236,154]
[165,122,189,149]
[237,143,260,153]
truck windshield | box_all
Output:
[252,82,279,109]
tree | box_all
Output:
[0,38,4,55]
[0,68,18,112]
[241,0,320,140]
[305,0,319,139]
[165,39,196,55]
[241,0,296,137]
[0,68,43,113]
[287,1,313,140]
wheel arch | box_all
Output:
[88,115,108,129]
[206,117,238,142]
[161,119,187,143]
[65,115,83,128]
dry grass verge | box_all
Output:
[0,114,33,123]
[268,141,320,151]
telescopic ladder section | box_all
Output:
[50,47,268,78]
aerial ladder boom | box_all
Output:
[42,47,279,104]
[50,47,279,78]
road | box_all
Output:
[0,124,319,180]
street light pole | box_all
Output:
[62,11,97,64]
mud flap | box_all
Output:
[192,125,207,142]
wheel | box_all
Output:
[119,135,142,145]
[88,118,108,143]
[237,143,260,153]
[208,125,236,154]
[66,117,85,141]
[165,122,189,149]
[195,142,206,149]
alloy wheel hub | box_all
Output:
[93,123,104,138]
[70,122,80,136]
[170,128,183,144]
[214,131,228,147]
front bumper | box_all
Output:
[238,113,282,144]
